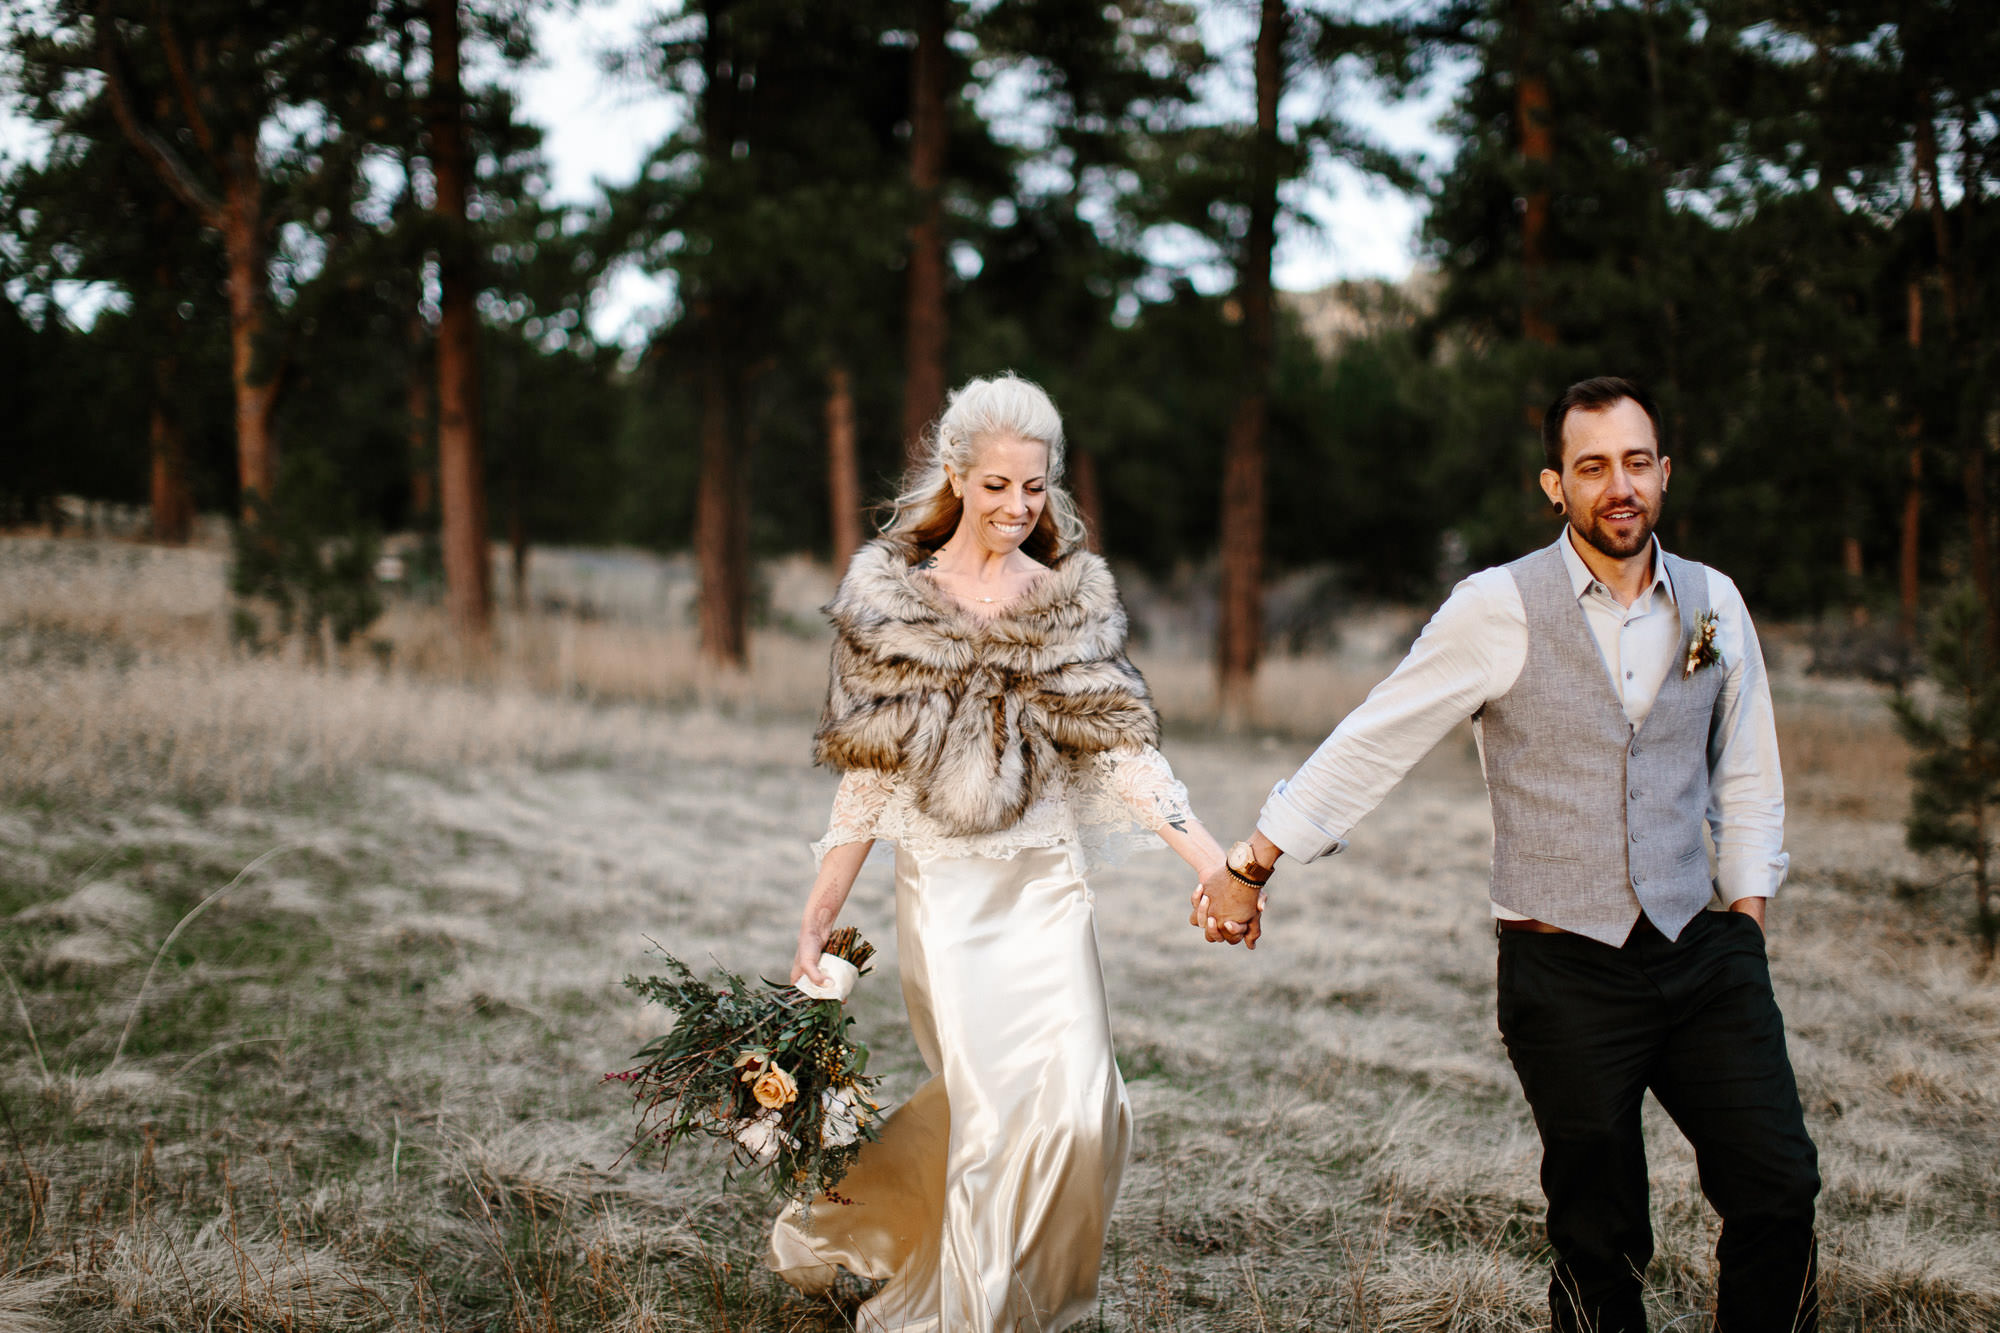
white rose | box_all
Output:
[733,1109,792,1165]
[819,1086,867,1148]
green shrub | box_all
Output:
[1893,585,2000,963]
[229,451,383,658]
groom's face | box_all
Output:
[1539,397,1671,561]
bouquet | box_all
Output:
[609,927,882,1203]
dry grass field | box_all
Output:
[1,535,1996,1332]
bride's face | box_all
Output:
[948,435,1049,557]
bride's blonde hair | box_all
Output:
[881,373,1088,562]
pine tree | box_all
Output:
[621,0,921,666]
[19,2,391,517]
[1894,587,2000,964]
[426,0,492,638]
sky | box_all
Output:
[515,0,1466,344]
[3,0,1466,345]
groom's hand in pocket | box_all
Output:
[1190,863,1266,949]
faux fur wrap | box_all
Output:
[814,538,1160,838]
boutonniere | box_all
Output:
[1683,610,1722,678]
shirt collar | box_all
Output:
[1558,527,1675,607]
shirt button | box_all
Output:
[1625,670,1633,679]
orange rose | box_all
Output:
[751,1064,799,1110]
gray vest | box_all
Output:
[1481,540,1723,945]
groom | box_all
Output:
[1198,377,1820,1332]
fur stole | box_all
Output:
[814,538,1160,838]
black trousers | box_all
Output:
[1496,910,1820,1333]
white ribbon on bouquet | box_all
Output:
[794,954,860,1002]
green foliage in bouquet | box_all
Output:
[611,927,881,1203]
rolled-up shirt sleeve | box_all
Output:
[1258,569,1526,862]
[1705,575,1790,900]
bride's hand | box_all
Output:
[1191,863,1266,948]
[791,924,831,987]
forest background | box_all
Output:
[5,0,1996,686]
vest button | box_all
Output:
[1633,874,1644,886]
[1629,789,1642,800]
[1630,745,1641,757]
[1631,831,1642,843]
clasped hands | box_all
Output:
[1188,834,1277,949]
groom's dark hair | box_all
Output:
[1543,377,1662,473]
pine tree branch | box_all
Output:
[93,3,222,223]
[152,0,219,163]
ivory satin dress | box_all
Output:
[767,750,1192,1332]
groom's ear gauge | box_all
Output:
[1538,467,1566,514]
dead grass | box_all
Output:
[2,535,1994,1331]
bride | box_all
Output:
[768,373,1233,1331]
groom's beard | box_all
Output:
[1571,497,1658,561]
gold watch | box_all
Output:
[1226,839,1272,888]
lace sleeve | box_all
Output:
[811,768,896,866]
[1093,745,1195,832]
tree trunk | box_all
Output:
[1071,447,1104,554]
[900,0,950,469]
[691,0,750,667]
[1920,107,1996,654]
[1900,279,1923,651]
[1979,855,1995,965]
[1984,404,2000,652]
[1515,0,1556,349]
[219,151,278,516]
[1915,109,1955,333]
[1899,435,1923,649]
[148,239,194,545]
[1970,671,1996,966]
[1972,407,1998,659]
[509,489,530,616]
[1829,379,1868,624]
[1639,0,1683,441]
[148,377,195,544]
[98,36,274,521]
[407,310,436,526]
[1216,0,1284,729]
[826,363,863,568]
[696,337,750,667]
[428,0,491,639]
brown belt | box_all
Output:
[1495,917,1566,935]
